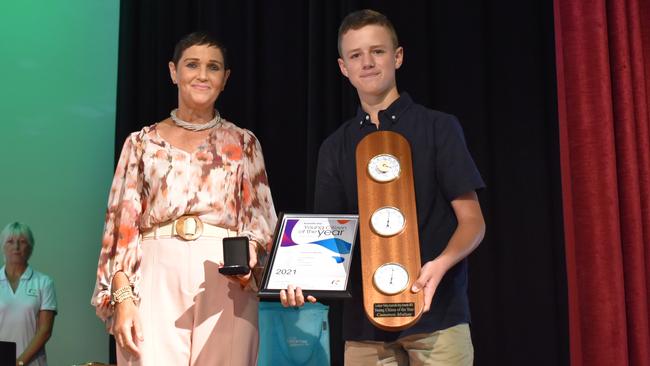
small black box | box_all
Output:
[219,236,251,276]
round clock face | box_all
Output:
[370,206,405,237]
[373,262,410,295]
[367,154,401,182]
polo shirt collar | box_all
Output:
[22,266,34,280]
[0,265,34,281]
[355,92,414,128]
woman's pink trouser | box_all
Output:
[117,235,259,365]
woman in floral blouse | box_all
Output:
[91,32,277,366]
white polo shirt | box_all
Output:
[0,266,57,366]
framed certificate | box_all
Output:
[258,213,359,299]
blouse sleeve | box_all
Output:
[237,131,277,252]
[91,134,144,321]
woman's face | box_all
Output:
[169,44,230,111]
[3,235,31,265]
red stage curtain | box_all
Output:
[554,0,650,365]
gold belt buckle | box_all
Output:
[174,215,203,241]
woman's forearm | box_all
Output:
[17,310,55,365]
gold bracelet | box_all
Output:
[110,285,134,306]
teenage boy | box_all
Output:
[282,9,485,365]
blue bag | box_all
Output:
[258,301,330,366]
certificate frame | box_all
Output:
[258,213,359,299]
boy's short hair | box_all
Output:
[337,9,399,57]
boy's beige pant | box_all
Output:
[116,235,259,366]
[344,323,474,366]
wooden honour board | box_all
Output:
[355,130,424,330]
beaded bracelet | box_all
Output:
[110,285,134,306]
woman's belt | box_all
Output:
[141,215,236,241]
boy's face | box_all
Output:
[338,24,403,99]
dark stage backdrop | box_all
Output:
[115,1,567,365]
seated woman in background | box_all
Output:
[91,31,276,366]
[0,222,57,366]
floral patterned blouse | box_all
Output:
[91,121,277,320]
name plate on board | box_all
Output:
[374,302,416,318]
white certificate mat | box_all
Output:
[258,213,359,299]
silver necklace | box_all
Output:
[170,108,221,131]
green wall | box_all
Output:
[0,1,119,364]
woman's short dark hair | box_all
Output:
[337,9,399,57]
[172,31,229,69]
